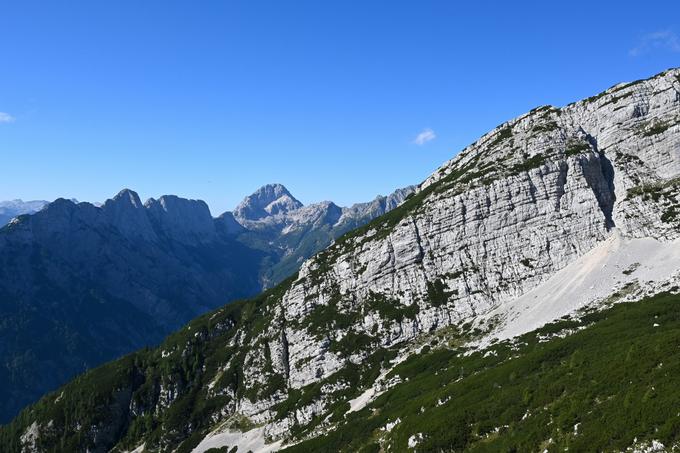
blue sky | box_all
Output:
[1,1,679,214]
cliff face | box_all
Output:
[264,68,680,398]
[234,184,304,221]
[2,69,679,453]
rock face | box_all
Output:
[0,184,413,424]
[145,195,217,244]
[0,191,267,424]
[0,199,48,226]
[267,69,680,397]
[234,183,304,221]
[1,68,679,453]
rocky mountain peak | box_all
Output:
[234,183,303,221]
[36,198,79,223]
[145,195,216,243]
[102,189,156,241]
[110,188,144,208]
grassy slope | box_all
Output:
[283,292,680,452]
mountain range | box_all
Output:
[2,67,680,452]
[0,184,413,423]
[233,184,415,288]
[0,200,49,227]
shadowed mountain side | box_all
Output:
[0,184,414,423]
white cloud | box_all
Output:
[412,128,436,145]
[0,112,14,123]
[629,30,680,57]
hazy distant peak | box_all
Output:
[109,188,145,209]
[234,183,303,221]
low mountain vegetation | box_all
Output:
[284,292,680,452]
[3,290,680,452]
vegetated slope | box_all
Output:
[5,286,680,453]
[2,68,680,452]
[0,185,412,424]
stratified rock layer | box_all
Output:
[234,68,680,439]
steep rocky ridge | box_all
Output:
[2,68,680,452]
[145,196,217,245]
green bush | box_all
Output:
[282,292,680,452]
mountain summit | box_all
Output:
[234,183,304,221]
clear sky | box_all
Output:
[1,1,679,214]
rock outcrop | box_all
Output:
[263,69,680,406]
[145,195,217,244]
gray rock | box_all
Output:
[0,183,415,424]
[227,184,416,287]
[234,183,303,221]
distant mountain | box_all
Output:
[0,199,48,226]
[0,184,414,423]
[231,184,415,287]
[234,183,304,220]
[4,68,679,452]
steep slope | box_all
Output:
[234,184,304,221]
[0,200,48,227]
[2,68,680,452]
[0,186,412,423]
[279,291,680,452]
[0,191,267,423]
